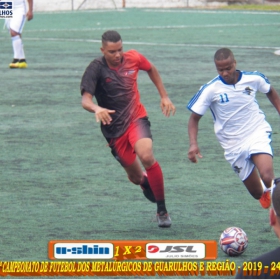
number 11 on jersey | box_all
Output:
[220,93,229,103]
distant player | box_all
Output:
[5,0,33,68]
[187,48,280,209]
[80,30,176,227]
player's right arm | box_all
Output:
[80,60,115,125]
[188,112,203,163]
[266,86,280,115]
[26,0,33,21]
[81,92,115,125]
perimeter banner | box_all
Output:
[48,240,217,261]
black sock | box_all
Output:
[157,200,167,214]
[12,59,19,63]
[19,59,26,62]
[140,175,150,190]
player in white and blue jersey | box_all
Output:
[187,48,280,209]
[5,0,33,68]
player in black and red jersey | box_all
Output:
[80,30,176,227]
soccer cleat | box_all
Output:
[9,59,19,68]
[156,211,171,228]
[259,190,271,209]
[9,59,27,68]
[18,61,27,68]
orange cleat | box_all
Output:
[259,190,271,209]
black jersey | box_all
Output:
[80,50,151,138]
[235,247,280,279]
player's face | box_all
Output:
[215,57,237,85]
[101,40,123,68]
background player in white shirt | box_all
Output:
[5,0,33,68]
[187,48,280,209]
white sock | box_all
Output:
[12,35,25,60]
[260,179,274,193]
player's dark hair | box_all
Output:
[214,48,234,61]
[102,30,122,44]
[273,178,280,217]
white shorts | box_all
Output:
[224,130,273,181]
[5,5,26,33]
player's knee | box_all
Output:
[10,30,20,37]
[139,153,155,168]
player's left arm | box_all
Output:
[266,86,280,115]
[147,63,176,117]
[26,0,33,21]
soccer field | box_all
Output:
[1,7,280,278]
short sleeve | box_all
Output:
[187,84,212,116]
[256,72,271,94]
[80,60,101,96]
[137,52,151,71]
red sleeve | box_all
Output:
[137,52,151,71]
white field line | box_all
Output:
[144,9,280,15]
[0,36,277,50]
[0,22,277,33]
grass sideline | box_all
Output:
[219,3,280,11]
